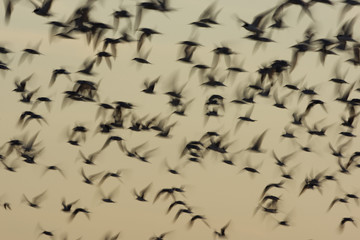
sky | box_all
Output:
[1,0,360,239]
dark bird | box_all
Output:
[269,7,288,30]
[2,202,11,210]
[4,0,19,24]
[32,97,52,111]
[137,28,161,52]
[47,20,69,37]
[167,200,188,213]
[290,41,312,71]
[22,190,47,208]
[30,0,54,17]
[272,151,296,167]
[112,8,133,32]
[214,221,231,239]
[81,168,103,185]
[341,105,359,128]
[103,231,121,240]
[202,73,226,87]
[236,105,256,131]
[149,232,171,240]
[102,37,122,58]
[19,43,42,65]
[142,77,159,94]
[211,45,236,68]
[236,7,273,35]
[101,136,124,151]
[13,74,33,92]
[178,40,202,64]
[50,68,71,87]
[38,228,54,238]
[134,1,162,31]
[198,1,221,25]
[133,57,151,64]
[77,58,96,76]
[174,207,193,221]
[304,99,327,116]
[70,207,90,221]
[98,187,119,203]
[347,43,360,65]
[153,187,177,203]
[43,165,65,177]
[340,0,360,19]
[335,17,356,51]
[339,217,357,232]
[261,181,284,198]
[328,197,348,211]
[273,90,289,109]
[329,141,350,158]
[134,183,152,202]
[241,166,261,175]
[315,38,337,65]
[98,170,123,185]
[61,198,79,212]
[96,51,113,69]
[18,111,48,128]
[247,130,268,153]
[20,87,39,104]
[1,159,18,172]
[299,171,325,196]
[189,215,210,228]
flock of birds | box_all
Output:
[2,0,360,239]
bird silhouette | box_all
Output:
[70,207,90,221]
[81,168,103,185]
[134,183,152,202]
[30,0,54,17]
[61,198,79,212]
[22,190,47,208]
[247,130,268,153]
[213,221,231,239]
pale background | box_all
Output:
[0,0,360,239]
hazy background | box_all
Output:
[0,0,360,239]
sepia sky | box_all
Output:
[1,0,360,239]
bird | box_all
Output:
[70,207,90,221]
[22,190,47,208]
[214,221,231,239]
[19,43,42,65]
[29,0,54,17]
[103,231,121,240]
[112,8,133,32]
[339,217,357,232]
[189,215,210,228]
[247,130,268,153]
[149,232,171,240]
[137,28,161,52]
[61,198,79,212]
[42,165,66,177]
[236,7,273,35]
[98,187,119,203]
[236,105,256,131]
[50,68,71,87]
[101,136,124,151]
[134,183,152,202]
[328,197,349,211]
[142,77,159,94]
[134,1,162,31]
[81,168,103,185]
[77,59,96,76]
[13,74,33,92]
[4,0,19,24]
[260,181,285,198]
